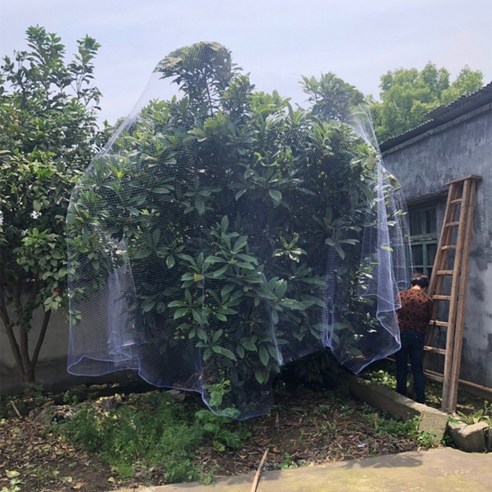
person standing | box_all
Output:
[395,273,433,404]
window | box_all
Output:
[408,205,438,278]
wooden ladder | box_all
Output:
[424,175,481,412]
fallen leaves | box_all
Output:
[0,386,420,491]
[0,407,117,492]
[5,470,20,479]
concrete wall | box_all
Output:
[0,307,108,394]
[382,103,492,389]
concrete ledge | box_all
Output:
[330,372,448,441]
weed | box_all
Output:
[449,408,492,426]
[416,431,439,447]
[1,478,22,492]
[279,452,298,469]
[360,404,419,438]
[365,369,396,387]
[62,391,80,406]
[194,410,249,452]
[58,391,248,484]
[317,403,331,414]
[199,467,217,485]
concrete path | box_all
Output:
[116,447,492,492]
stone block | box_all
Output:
[447,421,488,452]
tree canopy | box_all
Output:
[65,41,408,417]
[0,26,106,382]
[371,62,484,142]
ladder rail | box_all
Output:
[446,178,480,410]
[441,180,470,410]
[423,175,481,413]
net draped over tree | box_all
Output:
[66,42,411,418]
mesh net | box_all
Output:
[66,42,411,418]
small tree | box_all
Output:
[67,42,403,416]
[0,26,105,383]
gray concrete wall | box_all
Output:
[382,104,492,389]
[0,308,95,394]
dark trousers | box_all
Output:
[395,331,426,403]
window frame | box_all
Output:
[408,204,438,278]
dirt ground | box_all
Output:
[0,383,420,492]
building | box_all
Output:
[381,82,492,393]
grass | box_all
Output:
[56,383,425,485]
[59,391,249,484]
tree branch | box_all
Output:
[31,309,51,369]
[14,285,30,377]
[0,289,24,375]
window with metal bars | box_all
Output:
[409,205,438,278]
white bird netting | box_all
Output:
[66,42,411,418]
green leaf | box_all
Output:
[212,329,223,344]
[254,369,269,384]
[268,189,282,203]
[153,185,173,194]
[195,195,205,215]
[173,307,189,319]
[221,215,229,230]
[208,265,229,278]
[191,309,201,324]
[203,348,213,361]
[197,328,208,341]
[133,249,151,259]
[213,346,237,361]
[232,235,248,253]
[166,255,175,268]
[152,229,161,246]
[167,300,185,308]
[242,337,257,351]
[259,345,269,366]
[235,189,247,200]
[220,284,235,298]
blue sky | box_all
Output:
[1,0,491,124]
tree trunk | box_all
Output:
[0,287,52,385]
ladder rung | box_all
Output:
[433,295,451,301]
[430,320,448,328]
[450,198,463,204]
[445,221,460,227]
[446,175,482,185]
[441,245,456,251]
[424,346,447,355]
[436,270,453,276]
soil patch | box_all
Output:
[0,383,421,492]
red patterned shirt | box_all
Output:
[396,288,433,333]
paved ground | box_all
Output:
[116,447,492,492]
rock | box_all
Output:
[447,421,488,452]
[487,427,492,452]
[167,389,186,402]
